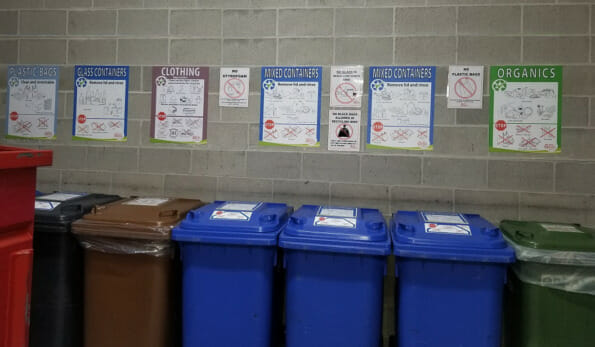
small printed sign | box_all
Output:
[123,198,170,206]
[330,65,364,108]
[425,223,472,236]
[447,66,484,109]
[210,210,253,221]
[328,110,360,152]
[219,67,250,108]
[422,212,468,225]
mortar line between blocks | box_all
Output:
[520,5,524,64]
[115,10,119,61]
[275,8,279,65]
[455,6,458,64]
[167,8,171,64]
[332,8,336,64]
[516,192,521,220]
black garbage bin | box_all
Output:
[29,192,121,347]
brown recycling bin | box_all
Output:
[72,197,204,347]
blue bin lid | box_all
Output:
[171,201,292,246]
[391,211,515,263]
[278,205,391,256]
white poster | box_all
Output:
[330,65,363,108]
[219,67,249,108]
[73,65,129,141]
[447,66,484,109]
[328,110,360,152]
[259,66,322,147]
[368,66,436,150]
[151,66,208,144]
[6,65,59,139]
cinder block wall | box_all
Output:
[1,0,594,226]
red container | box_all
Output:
[0,146,52,347]
[0,146,53,230]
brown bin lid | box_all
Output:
[72,197,204,240]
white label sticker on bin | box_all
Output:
[39,193,85,202]
[422,212,468,225]
[318,207,357,218]
[219,202,261,211]
[210,210,253,221]
[35,201,60,211]
[123,198,170,206]
[425,223,471,236]
[314,216,357,228]
[541,223,583,233]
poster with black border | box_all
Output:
[368,66,436,150]
[72,65,129,141]
[259,66,322,147]
[151,66,209,144]
[490,66,562,153]
[6,65,59,140]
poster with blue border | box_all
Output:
[6,65,59,140]
[73,65,129,141]
[368,66,436,150]
[259,66,322,147]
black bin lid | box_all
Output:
[35,192,121,229]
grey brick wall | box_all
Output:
[1,0,594,228]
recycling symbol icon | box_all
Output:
[370,79,385,92]
[8,77,19,88]
[263,79,276,91]
[156,76,167,87]
[492,79,507,92]
[76,77,88,88]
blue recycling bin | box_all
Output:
[279,205,391,347]
[171,201,291,347]
[391,211,515,347]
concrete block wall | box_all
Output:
[1,0,595,227]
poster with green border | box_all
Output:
[490,66,562,153]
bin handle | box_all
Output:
[6,249,33,347]
[159,209,180,218]
[91,204,107,214]
[515,230,533,240]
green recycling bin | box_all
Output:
[500,220,595,347]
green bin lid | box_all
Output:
[500,220,595,253]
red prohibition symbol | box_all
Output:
[9,112,18,121]
[157,112,167,121]
[224,78,246,99]
[77,114,87,124]
[334,82,357,104]
[454,77,477,100]
[265,119,275,130]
